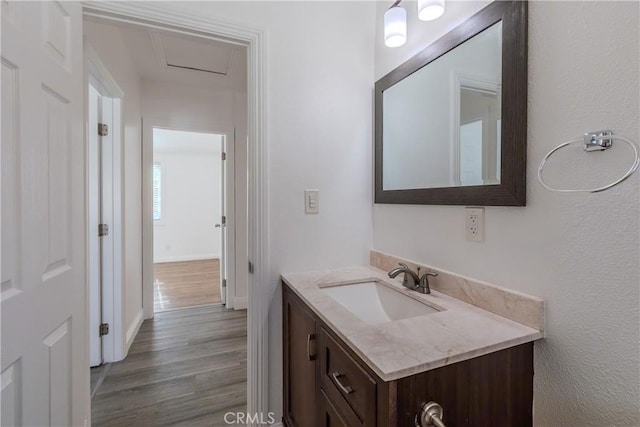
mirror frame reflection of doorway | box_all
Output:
[451,72,501,186]
[150,127,235,313]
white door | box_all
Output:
[1,2,88,425]
[88,84,103,367]
[459,120,484,186]
[219,137,227,305]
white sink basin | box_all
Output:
[320,281,439,325]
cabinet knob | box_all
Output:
[415,401,446,427]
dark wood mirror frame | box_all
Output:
[375,1,527,206]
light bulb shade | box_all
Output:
[418,0,445,21]
[384,6,407,48]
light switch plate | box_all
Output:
[305,190,319,214]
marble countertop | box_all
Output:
[281,265,543,382]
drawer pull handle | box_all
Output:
[307,334,316,361]
[415,401,446,427]
[331,371,353,394]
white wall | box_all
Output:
[142,80,237,130]
[84,19,144,352]
[374,2,640,426]
[170,1,377,417]
[153,130,223,263]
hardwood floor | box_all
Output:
[91,305,247,426]
[154,259,221,312]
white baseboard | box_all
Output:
[124,309,144,353]
[154,253,220,263]
[234,296,248,310]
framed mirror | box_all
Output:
[375,1,527,206]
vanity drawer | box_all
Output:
[319,328,377,426]
[318,388,361,427]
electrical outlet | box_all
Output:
[465,207,485,242]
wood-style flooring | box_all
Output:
[154,259,221,312]
[91,305,247,426]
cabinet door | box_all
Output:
[283,288,318,426]
[396,343,534,426]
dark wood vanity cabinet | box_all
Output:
[283,283,534,427]
[283,289,318,426]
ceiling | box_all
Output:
[108,20,247,91]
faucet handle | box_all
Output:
[418,271,438,294]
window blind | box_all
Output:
[153,163,162,221]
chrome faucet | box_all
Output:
[388,263,438,294]
[388,263,420,290]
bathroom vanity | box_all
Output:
[283,1,538,423]
[281,264,543,427]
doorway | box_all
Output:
[152,128,230,312]
[84,11,251,422]
[458,87,500,186]
[82,2,268,419]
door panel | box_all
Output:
[42,84,72,279]
[1,58,20,300]
[1,2,88,425]
[0,360,21,426]
[43,319,72,426]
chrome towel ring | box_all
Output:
[537,130,639,193]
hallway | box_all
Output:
[91,305,247,426]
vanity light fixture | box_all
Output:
[418,0,445,21]
[384,0,445,48]
[384,1,407,48]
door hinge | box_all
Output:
[222,279,227,288]
[248,261,254,274]
[221,216,226,226]
[98,123,109,136]
[98,224,109,237]
[99,323,109,337]
[222,152,227,161]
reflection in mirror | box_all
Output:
[382,22,502,191]
[458,87,500,186]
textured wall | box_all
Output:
[374,2,640,425]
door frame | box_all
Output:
[145,121,237,311]
[82,2,270,421]
[85,43,126,363]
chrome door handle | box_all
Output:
[415,401,446,427]
[330,372,353,394]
